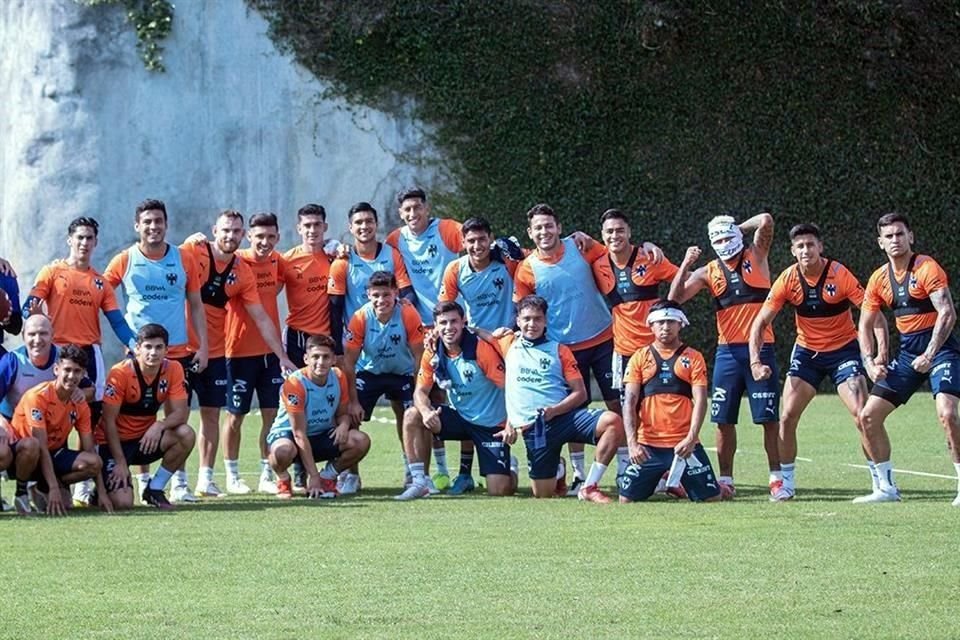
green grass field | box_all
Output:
[3,396,959,639]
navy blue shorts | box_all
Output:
[573,338,618,404]
[226,354,283,415]
[356,372,413,421]
[523,408,601,480]
[266,428,342,464]
[871,348,960,407]
[617,444,720,502]
[98,440,165,491]
[435,406,510,477]
[788,340,863,389]
[284,327,311,368]
[29,446,82,491]
[711,343,780,425]
[190,356,229,408]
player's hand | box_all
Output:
[911,353,932,374]
[184,232,208,245]
[332,423,350,447]
[108,459,130,492]
[423,326,440,354]
[628,441,649,465]
[98,493,115,514]
[491,326,512,339]
[45,489,66,517]
[750,362,772,381]
[494,424,517,445]
[306,473,324,499]
[674,436,696,459]
[70,387,86,404]
[681,246,702,269]
[640,241,664,265]
[347,401,364,427]
[335,243,351,260]
[25,297,44,317]
[570,230,593,253]
[279,356,298,375]
[0,257,16,277]
[420,407,442,433]
[0,291,11,325]
[540,406,558,422]
[140,423,164,454]
[866,360,887,382]
[191,349,209,374]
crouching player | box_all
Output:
[99,324,196,510]
[501,295,623,501]
[267,334,370,499]
[8,344,106,515]
[396,301,517,500]
[618,301,721,503]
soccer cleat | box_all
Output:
[432,471,451,492]
[226,477,252,495]
[276,478,293,500]
[666,484,688,500]
[448,474,476,495]
[30,486,48,513]
[293,469,307,493]
[194,480,226,498]
[769,480,794,502]
[141,486,175,510]
[71,479,94,508]
[14,494,34,515]
[258,470,278,494]
[554,457,568,497]
[394,482,431,501]
[337,473,361,495]
[719,480,736,500]
[566,475,585,497]
[170,484,199,503]
[852,488,901,504]
[577,483,613,504]
[0,497,12,512]
[317,477,338,499]
[424,476,441,496]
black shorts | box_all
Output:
[356,372,414,421]
[226,354,283,415]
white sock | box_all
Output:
[409,462,426,483]
[571,451,586,480]
[867,460,880,491]
[199,466,214,484]
[954,462,960,492]
[137,472,150,487]
[585,462,608,487]
[433,444,448,476]
[769,470,783,484]
[261,458,271,471]
[319,462,338,480]
[556,460,566,480]
[781,463,796,490]
[616,447,630,477]
[225,459,239,481]
[401,453,410,477]
[149,467,173,491]
[510,456,519,476]
[719,475,733,486]
[876,461,896,492]
[174,469,189,488]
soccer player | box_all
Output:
[181,210,294,498]
[328,201,414,493]
[396,301,517,500]
[222,212,296,494]
[618,300,721,503]
[749,223,879,501]
[266,334,370,499]
[857,213,960,505]
[98,324,196,510]
[500,294,624,501]
[8,345,106,516]
[343,272,426,485]
[669,213,781,499]
[0,258,22,354]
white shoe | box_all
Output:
[852,488,901,503]
[136,476,151,505]
[394,482,431,501]
[769,481,795,502]
[337,473,361,495]
[170,484,199,503]
[72,479,94,507]
[257,470,278,495]
[1,497,12,512]
[194,480,226,498]
[14,494,34,515]
[566,475,585,497]
[424,477,441,496]
[226,477,252,495]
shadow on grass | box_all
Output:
[733,484,956,503]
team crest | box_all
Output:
[326,394,336,407]
[680,356,691,368]
[463,368,475,383]
[30,408,43,422]
[69,410,78,425]
[227,271,238,285]
[159,379,169,393]
[493,277,505,291]
[825,283,837,297]
[287,394,299,406]
[539,357,551,371]
[909,274,918,289]
[104,384,117,398]
[344,329,354,342]
[427,244,439,258]
[390,334,402,345]
[635,264,647,277]
[165,272,178,286]
[94,278,104,290]
[742,259,752,274]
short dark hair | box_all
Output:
[249,212,279,229]
[67,216,99,237]
[135,199,167,223]
[876,212,910,234]
[649,299,683,315]
[526,203,557,223]
[349,202,378,222]
[433,300,465,319]
[57,344,88,369]
[218,209,244,226]
[789,223,821,241]
[516,294,548,315]
[137,323,169,346]
[461,217,492,236]
[397,187,427,204]
[298,204,327,221]
[599,208,629,225]
[367,271,397,290]
[305,334,336,352]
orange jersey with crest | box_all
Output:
[10,381,92,449]
[706,246,773,344]
[764,260,863,352]
[863,254,946,336]
[623,345,707,448]
[592,251,679,355]
[29,262,121,346]
[183,242,260,358]
[225,249,284,358]
[99,358,188,442]
[282,246,332,334]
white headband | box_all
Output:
[707,217,743,259]
[647,307,689,327]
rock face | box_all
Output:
[0,0,447,354]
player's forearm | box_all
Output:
[188,296,208,352]
[872,313,889,362]
[292,429,318,475]
[747,320,767,365]
[103,416,126,462]
[343,351,360,403]
[924,307,957,359]
[688,388,708,441]
[738,212,773,234]
[39,446,58,490]
[550,385,586,417]
[667,267,691,303]
[622,387,640,446]
[413,386,433,415]
[858,310,882,361]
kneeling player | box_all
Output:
[99,324,196,510]
[618,301,721,503]
[9,344,106,515]
[500,295,623,501]
[397,301,517,500]
[267,334,370,499]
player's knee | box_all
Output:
[936,406,959,430]
[619,495,633,504]
[351,430,371,453]
[859,407,878,431]
[177,424,197,448]
[80,452,102,474]
[111,489,134,510]
[271,440,296,464]
[402,406,422,430]
[18,436,40,459]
